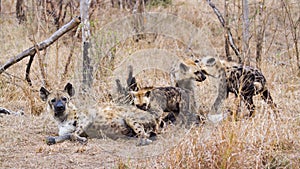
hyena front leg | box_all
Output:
[124,118,152,146]
[45,128,88,145]
[46,117,92,145]
[46,134,72,145]
[69,116,95,144]
[180,90,200,127]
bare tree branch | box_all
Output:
[206,0,241,62]
[224,0,231,61]
[0,16,81,74]
[0,107,24,116]
[25,54,35,86]
[281,0,299,72]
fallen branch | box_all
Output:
[206,0,242,62]
[0,16,81,74]
[0,107,24,116]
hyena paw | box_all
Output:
[77,136,88,145]
[70,134,87,144]
[45,137,56,145]
[137,138,152,146]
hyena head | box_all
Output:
[195,56,225,78]
[130,88,152,111]
[40,83,75,119]
[177,59,207,82]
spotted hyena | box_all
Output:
[130,85,204,128]
[40,83,162,146]
[196,56,277,121]
[170,59,207,119]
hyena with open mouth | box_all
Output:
[196,56,277,122]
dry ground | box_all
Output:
[1,0,300,168]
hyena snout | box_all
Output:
[194,71,206,82]
[53,100,66,115]
[136,103,148,111]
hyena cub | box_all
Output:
[130,86,202,128]
[40,83,162,146]
[196,56,277,121]
[170,59,207,121]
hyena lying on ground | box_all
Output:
[130,86,203,128]
[196,56,277,122]
[40,83,163,146]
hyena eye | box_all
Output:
[51,98,56,103]
[61,97,67,102]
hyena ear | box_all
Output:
[127,65,139,92]
[179,63,189,73]
[128,77,139,91]
[64,83,75,97]
[205,57,216,66]
[40,87,50,101]
[145,90,151,97]
[115,79,125,94]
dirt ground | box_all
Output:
[0,111,198,168]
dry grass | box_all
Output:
[1,0,300,168]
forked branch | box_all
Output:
[0,16,81,74]
[206,0,242,62]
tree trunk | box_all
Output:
[224,0,231,61]
[256,0,265,70]
[16,0,26,24]
[132,0,146,42]
[80,0,93,90]
[242,0,250,65]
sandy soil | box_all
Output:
[0,112,197,168]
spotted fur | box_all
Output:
[130,86,201,127]
[170,59,206,118]
[196,56,277,121]
[40,83,162,146]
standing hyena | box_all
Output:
[40,83,163,146]
[196,56,277,122]
[170,59,207,120]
